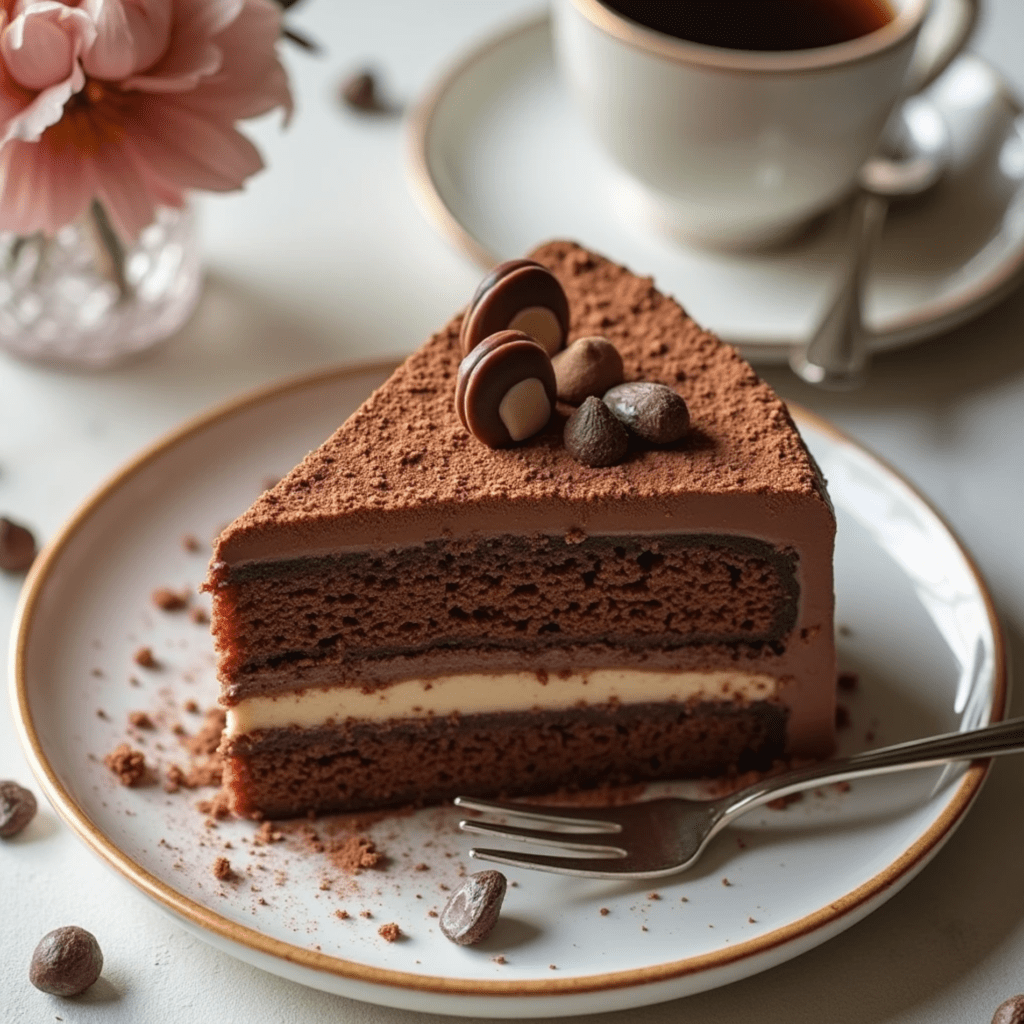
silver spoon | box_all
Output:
[789,97,950,389]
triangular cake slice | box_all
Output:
[207,241,836,819]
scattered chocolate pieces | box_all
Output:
[377,922,401,942]
[128,711,154,730]
[439,870,507,946]
[993,995,1024,1024]
[103,744,147,787]
[837,670,859,692]
[552,336,623,405]
[152,587,188,611]
[181,534,203,553]
[461,260,569,357]
[0,780,37,838]
[29,926,103,997]
[340,70,385,113]
[0,516,37,573]
[564,397,629,467]
[456,330,556,448]
[603,382,690,445]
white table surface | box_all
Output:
[3,2,1024,1022]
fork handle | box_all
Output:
[720,715,1024,822]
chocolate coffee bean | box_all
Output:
[456,330,557,448]
[552,336,624,405]
[0,516,37,573]
[439,870,507,945]
[564,396,629,467]
[993,996,1024,1024]
[0,780,37,838]
[29,926,103,997]
[461,260,569,358]
[603,382,690,445]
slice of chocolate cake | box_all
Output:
[206,241,836,819]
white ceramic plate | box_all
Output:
[10,365,1006,1018]
[407,15,1024,363]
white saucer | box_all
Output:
[407,15,1024,363]
[11,365,1006,1017]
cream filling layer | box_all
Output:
[225,669,780,737]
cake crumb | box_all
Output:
[183,699,200,714]
[95,708,109,720]
[103,744,147,786]
[647,892,661,900]
[748,916,757,923]
[414,862,429,871]
[835,781,852,793]
[599,907,610,916]
[212,856,236,882]
[133,646,158,668]
[767,793,803,811]
[164,765,185,793]
[329,834,383,874]
[254,821,284,845]
[360,910,373,919]
[493,955,506,965]
[564,527,586,545]
[196,791,232,819]
[128,711,154,729]
[549,964,557,970]
[378,922,401,942]
[182,534,203,553]
[152,587,189,611]
[184,708,226,756]
[335,910,349,920]
[427,910,438,918]
[835,704,851,729]
[837,670,859,691]
[189,607,210,625]
[721,877,732,886]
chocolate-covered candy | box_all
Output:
[993,996,1024,1024]
[603,382,690,445]
[552,336,624,405]
[564,396,629,467]
[0,780,37,838]
[0,516,37,573]
[29,926,103,997]
[461,260,569,358]
[439,870,507,945]
[456,330,556,448]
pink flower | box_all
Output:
[0,0,292,239]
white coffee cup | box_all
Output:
[553,0,979,249]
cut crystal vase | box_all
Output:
[0,202,202,368]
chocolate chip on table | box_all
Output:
[29,926,103,997]
[564,397,630,467]
[0,780,37,838]
[0,516,37,573]
[456,330,557,448]
[993,996,1024,1024]
[603,382,690,445]
[439,870,507,945]
[552,336,624,405]
[460,260,570,358]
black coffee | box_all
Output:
[600,0,895,52]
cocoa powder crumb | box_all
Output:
[414,862,429,871]
[182,534,203,553]
[163,765,185,793]
[133,647,158,669]
[599,907,610,916]
[254,821,283,845]
[196,791,231,819]
[427,910,438,918]
[0,516,37,573]
[189,607,210,625]
[360,910,373,919]
[329,834,383,874]
[837,671,859,692]
[335,910,349,920]
[378,922,401,942]
[183,700,200,714]
[128,711,154,729]
[835,704,851,729]
[103,744,147,786]
[493,955,506,964]
[184,709,226,757]
[152,587,189,611]
[212,856,236,881]
[767,793,803,811]
[647,892,661,900]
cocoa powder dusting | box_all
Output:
[329,835,383,874]
[103,744,148,786]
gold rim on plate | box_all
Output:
[9,362,1008,999]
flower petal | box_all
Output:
[0,133,94,235]
[1,2,93,91]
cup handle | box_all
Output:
[905,0,980,94]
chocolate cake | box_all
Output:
[207,241,836,819]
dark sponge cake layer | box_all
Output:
[223,700,788,819]
[212,533,799,699]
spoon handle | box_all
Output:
[789,191,887,390]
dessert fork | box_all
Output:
[455,716,1024,879]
